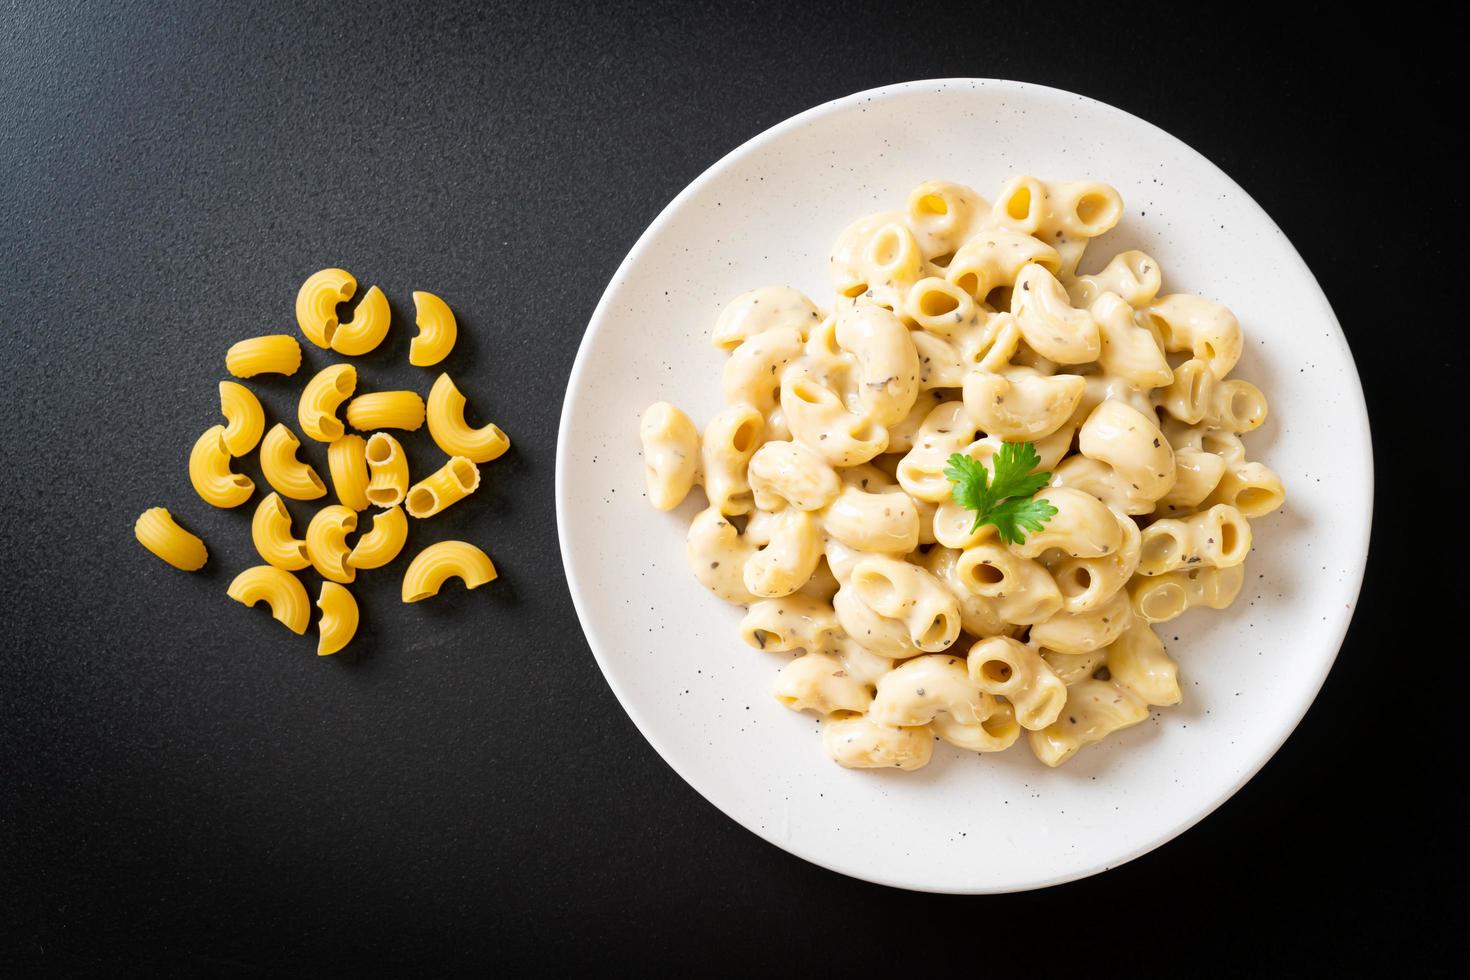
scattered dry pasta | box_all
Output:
[138,270,510,658]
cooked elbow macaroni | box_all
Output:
[638,177,1286,772]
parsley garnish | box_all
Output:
[943,442,1058,546]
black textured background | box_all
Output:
[1,1,1456,974]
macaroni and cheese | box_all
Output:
[639,177,1284,771]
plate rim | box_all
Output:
[555,76,1374,893]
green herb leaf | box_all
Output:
[985,495,1060,547]
[943,442,1057,545]
[943,453,991,515]
[987,440,1051,502]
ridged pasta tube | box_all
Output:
[134,507,208,571]
[426,374,510,463]
[260,424,327,501]
[365,432,409,508]
[316,582,359,656]
[331,285,391,356]
[226,334,302,378]
[296,268,356,349]
[306,505,357,584]
[189,425,254,508]
[227,565,310,635]
[346,391,426,432]
[409,290,457,366]
[405,457,480,519]
[218,381,265,455]
[298,364,356,443]
[327,434,370,511]
[251,492,310,571]
[347,505,408,570]
[401,540,497,602]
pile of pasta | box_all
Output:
[640,177,1285,771]
[134,269,509,655]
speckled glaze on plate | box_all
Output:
[555,79,1371,893]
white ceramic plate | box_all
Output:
[556,79,1371,893]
